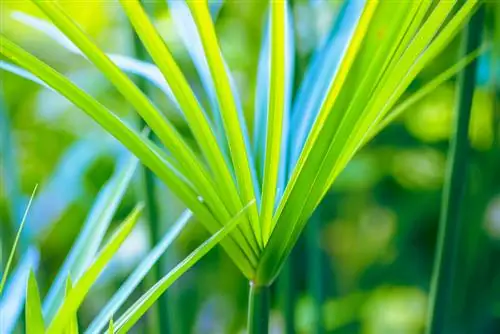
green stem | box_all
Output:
[278,257,295,334]
[426,6,484,334]
[307,214,324,334]
[248,283,270,334]
[130,5,170,334]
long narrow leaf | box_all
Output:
[0,248,40,334]
[113,200,254,333]
[260,1,288,242]
[187,1,262,247]
[64,278,79,334]
[0,185,38,294]
[11,12,178,105]
[42,156,138,322]
[25,271,45,334]
[47,205,143,333]
[86,209,192,334]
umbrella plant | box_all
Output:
[0,0,483,332]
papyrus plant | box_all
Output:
[0,0,482,331]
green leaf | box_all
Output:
[108,319,114,334]
[64,277,79,334]
[86,209,192,334]
[260,1,290,243]
[187,1,262,248]
[47,205,143,333]
[288,0,365,168]
[119,0,260,262]
[113,200,254,333]
[25,271,45,334]
[0,248,40,334]
[11,11,178,106]
[42,156,138,322]
[368,46,486,142]
[0,36,256,278]
[0,184,38,294]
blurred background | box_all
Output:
[1,1,499,333]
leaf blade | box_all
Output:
[86,209,192,334]
[47,205,143,333]
[25,271,45,334]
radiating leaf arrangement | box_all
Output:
[0,0,483,332]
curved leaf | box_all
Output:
[86,209,192,334]
[47,205,143,333]
[42,156,138,322]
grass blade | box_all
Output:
[288,0,365,168]
[187,1,262,247]
[86,210,192,334]
[260,1,288,242]
[0,248,40,334]
[0,184,38,294]
[47,205,143,333]
[64,277,79,334]
[42,156,138,322]
[25,271,45,334]
[426,6,485,334]
[167,0,229,152]
[113,200,254,333]
[368,46,486,142]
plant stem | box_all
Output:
[248,283,270,334]
[426,6,484,334]
[278,257,295,334]
[130,4,170,333]
[307,213,324,334]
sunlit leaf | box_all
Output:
[47,205,143,333]
[86,209,192,334]
[42,156,138,322]
[25,271,45,334]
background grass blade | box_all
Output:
[0,184,38,295]
[426,6,485,334]
[64,277,79,334]
[86,210,192,334]
[42,156,138,322]
[0,248,40,334]
[47,205,143,333]
[113,201,254,333]
[25,271,45,334]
